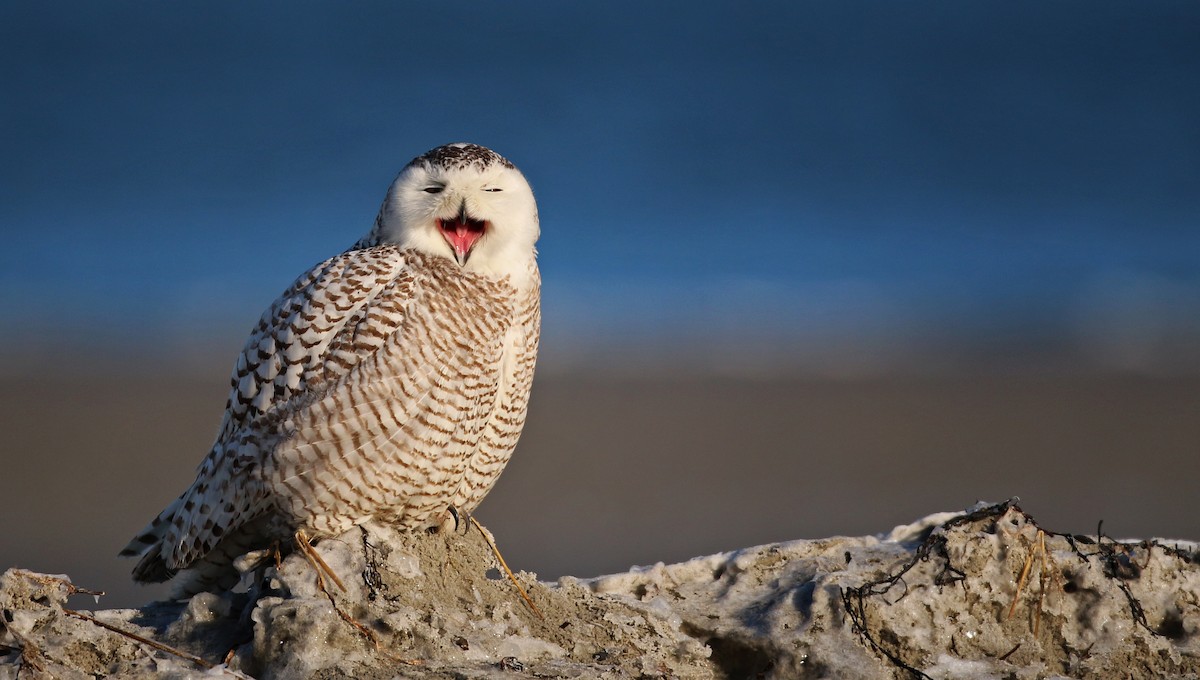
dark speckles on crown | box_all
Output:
[408,143,516,171]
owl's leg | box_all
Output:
[295,529,346,593]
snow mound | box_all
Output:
[2,501,1198,679]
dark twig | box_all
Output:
[844,496,1200,676]
[841,498,1199,677]
[62,608,215,670]
[839,500,1020,678]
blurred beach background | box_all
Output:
[2,2,1197,608]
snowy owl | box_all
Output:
[121,143,541,595]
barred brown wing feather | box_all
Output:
[216,245,416,440]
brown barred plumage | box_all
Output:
[121,144,541,595]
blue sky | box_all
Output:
[3,2,1198,373]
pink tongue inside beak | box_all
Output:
[441,219,485,260]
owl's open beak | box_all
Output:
[438,215,487,265]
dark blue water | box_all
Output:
[3,2,1198,369]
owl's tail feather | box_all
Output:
[122,500,271,598]
[119,497,184,583]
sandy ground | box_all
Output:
[1,366,1196,610]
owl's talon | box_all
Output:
[448,506,472,535]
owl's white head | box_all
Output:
[365,143,539,284]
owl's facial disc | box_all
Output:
[438,215,488,265]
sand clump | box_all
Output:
[2,501,1198,679]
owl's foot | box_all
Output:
[295,529,346,593]
[428,505,472,535]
